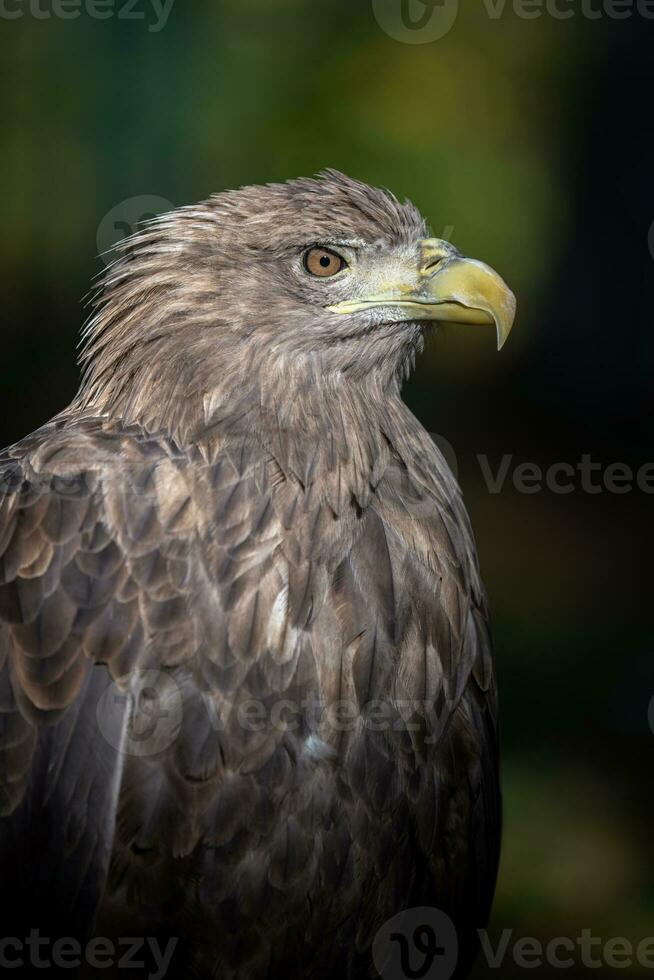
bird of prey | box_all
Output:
[0,172,515,979]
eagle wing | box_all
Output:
[0,418,205,937]
[0,415,318,955]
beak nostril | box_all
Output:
[421,257,444,274]
[418,239,455,275]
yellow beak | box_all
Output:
[327,238,516,350]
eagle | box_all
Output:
[0,172,515,979]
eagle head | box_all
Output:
[77,171,515,440]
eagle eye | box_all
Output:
[303,247,347,278]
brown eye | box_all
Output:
[303,247,346,278]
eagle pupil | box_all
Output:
[320,255,331,268]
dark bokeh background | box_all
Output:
[2,1,654,974]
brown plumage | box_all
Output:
[0,172,512,978]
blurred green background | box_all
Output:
[2,0,654,974]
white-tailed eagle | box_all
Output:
[0,172,515,979]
